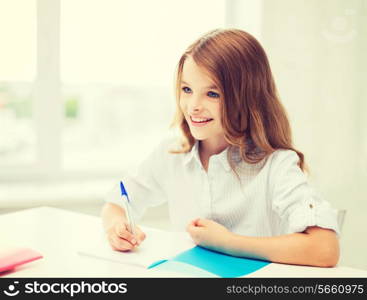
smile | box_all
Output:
[190,116,213,127]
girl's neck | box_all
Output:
[199,136,229,158]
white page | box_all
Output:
[77,226,195,268]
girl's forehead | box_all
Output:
[181,57,217,88]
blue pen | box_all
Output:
[120,181,136,237]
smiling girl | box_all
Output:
[101,28,340,267]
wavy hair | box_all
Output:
[170,28,308,175]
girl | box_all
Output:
[101,28,340,267]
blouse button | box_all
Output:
[309,204,313,209]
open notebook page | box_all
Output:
[77,226,195,268]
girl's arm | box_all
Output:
[101,202,129,232]
[186,219,339,267]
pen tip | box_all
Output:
[120,181,129,201]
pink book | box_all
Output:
[0,248,43,273]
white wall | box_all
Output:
[228,0,367,269]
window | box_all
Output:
[0,0,226,179]
[0,0,36,169]
[61,0,226,173]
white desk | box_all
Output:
[1,207,366,278]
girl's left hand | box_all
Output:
[186,218,233,253]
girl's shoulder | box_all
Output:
[236,147,298,167]
[269,148,298,160]
[266,148,302,173]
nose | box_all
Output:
[187,95,203,114]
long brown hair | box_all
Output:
[170,28,308,175]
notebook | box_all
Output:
[151,246,270,278]
[78,227,194,268]
[78,226,270,277]
[0,247,43,273]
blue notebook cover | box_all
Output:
[148,246,270,278]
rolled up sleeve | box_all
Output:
[270,150,340,236]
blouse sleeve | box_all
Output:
[270,149,340,236]
[104,138,170,222]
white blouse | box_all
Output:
[104,137,340,237]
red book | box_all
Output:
[0,248,43,273]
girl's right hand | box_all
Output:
[105,220,146,251]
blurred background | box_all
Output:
[0,0,366,269]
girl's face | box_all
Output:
[179,56,225,144]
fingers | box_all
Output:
[191,218,200,226]
[186,219,198,230]
[106,222,147,251]
[114,222,137,245]
[186,225,203,245]
[187,218,209,228]
[195,218,212,227]
[135,227,146,244]
[186,218,201,233]
[186,222,201,235]
[186,218,213,246]
[108,234,135,252]
[105,222,136,251]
